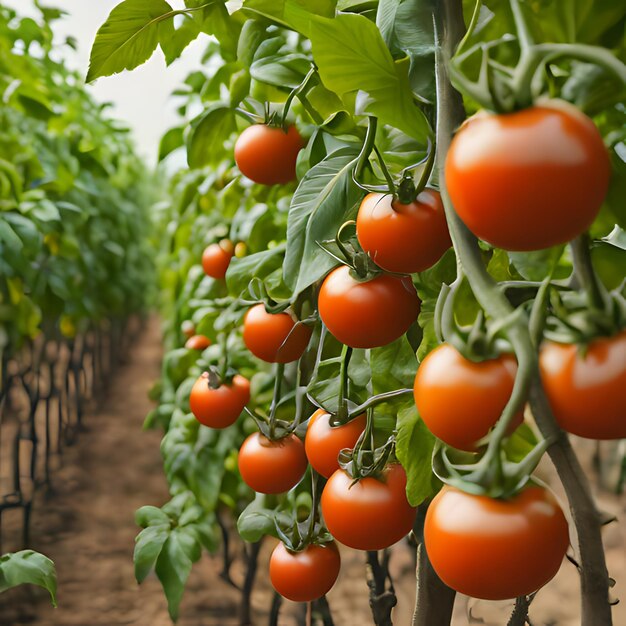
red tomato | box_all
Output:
[539,329,626,439]
[356,190,451,273]
[184,334,211,351]
[234,124,303,185]
[242,304,312,363]
[269,541,341,602]
[425,486,569,600]
[202,241,233,279]
[189,373,250,428]
[305,410,366,478]
[321,464,416,550]
[413,344,524,451]
[445,102,610,251]
[318,266,420,349]
[238,432,308,494]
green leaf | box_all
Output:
[226,244,286,296]
[395,404,437,506]
[155,528,199,622]
[370,336,418,394]
[134,523,170,583]
[187,105,237,168]
[250,53,311,88]
[0,551,57,606]
[159,127,185,161]
[242,0,336,35]
[309,13,431,140]
[503,423,539,463]
[284,146,361,295]
[160,14,201,65]
[87,0,175,82]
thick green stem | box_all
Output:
[435,2,613,624]
[570,234,607,311]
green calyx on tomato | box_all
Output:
[424,485,569,601]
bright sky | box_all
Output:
[4,0,208,164]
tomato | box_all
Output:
[305,410,366,479]
[269,541,341,602]
[189,373,250,428]
[356,190,451,274]
[321,464,416,550]
[181,320,195,338]
[184,334,211,351]
[425,486,569,600]
[202,241,233,279]
[238,432,308,494]
[414,344,524,451]
[318,266,420,349]
[539,330,626,439]
[242,304,312,363]
[234,124,303,186]
[445,102,610,251]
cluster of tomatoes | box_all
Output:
[184,102,625,605]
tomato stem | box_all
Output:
[268,362,285,438]
[336,344,353,424]
[281,65,318,129]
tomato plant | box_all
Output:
[238,433,308,494]
[445,103,611,251]
[269,541,341,603]
[425,485,569,600]
[318,266,420,349]
[540,330,626,439]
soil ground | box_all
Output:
[0,318,624,626]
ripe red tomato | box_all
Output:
[445,102,610,251]
[242,304,312,363]
[425,486,569,600]
[356,190,451,273]
[189,373,250,428]
[321,464,416,550]
[539,330,626,439]
[184,334,211,350]
[269,541,341,602]
[413,344,524,451]
[305,410,366,479]
[202,241,233,279]
[234,124,303,185]
[238,432,308,494]
[318,266,420,349]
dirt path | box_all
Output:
[0,317,623,626]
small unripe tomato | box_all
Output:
[181,320,196,338]
[270,541,341,602]
[184,334,211,350]
[234,124,304,186]
[202,240,234,279]
[189,373,250,428]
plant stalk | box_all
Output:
[434,1,613,624]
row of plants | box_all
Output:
[88,0,625,624]
[0,2,155,605]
